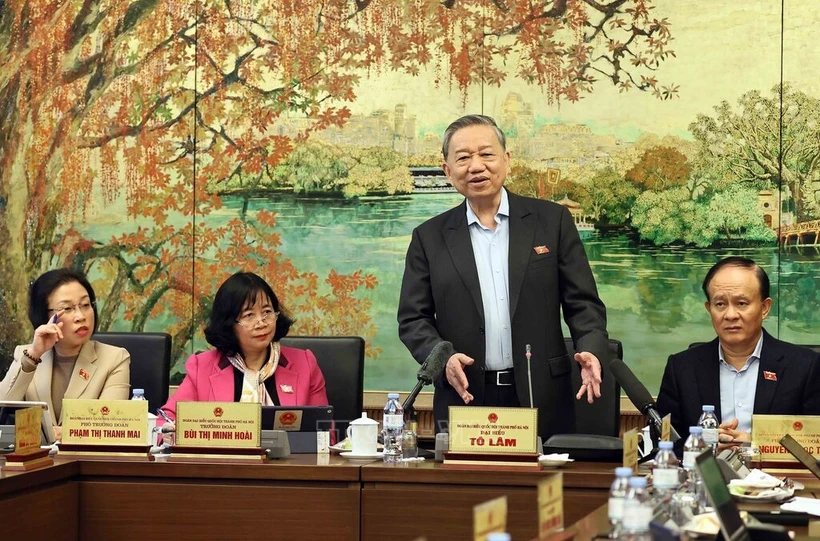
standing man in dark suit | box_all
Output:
[657,257,820,448]
[397,115,609,440]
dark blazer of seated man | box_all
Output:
[657,256,820,450]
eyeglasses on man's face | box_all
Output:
[235,308,279,329]
[48,301,95,317]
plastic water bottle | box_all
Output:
[401,418,418,459]
[671,483,698,527]
[382,393,404,463]
[653,441,680,514]
[682,426,706,479]
[621,477,653,541]
[130,388,155,445]
[608,466,633,537]
[683,426,709,512]
[698,405,720,454]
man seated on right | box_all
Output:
[657,256,820,449]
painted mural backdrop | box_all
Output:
[1,1,818,393]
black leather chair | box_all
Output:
[543,338,624,461]
[567,337,623,437]
[280,335,365,441]
[93,332,172,412]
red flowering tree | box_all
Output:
[0,0,676,372]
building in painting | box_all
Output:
[494,93,627,168]
[500,92,535,137]
[556,195,594,232]
[757,189,794,228]
[277,104,418,153]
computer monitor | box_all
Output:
[779,434,820,480]
[695,449,751,541]
[260,406,334,453]
[261,405,334,432]
[0,400,56,445]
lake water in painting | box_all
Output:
[210,193,819,394]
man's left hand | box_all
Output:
[717,418,750,452]
[574,352,602,403]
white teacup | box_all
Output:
[346,413,379,455]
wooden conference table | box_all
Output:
[1,454,615,541]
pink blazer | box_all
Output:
[159,347,329,422]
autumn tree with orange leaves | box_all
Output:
[626,146,692,191]
[0,0,676,373]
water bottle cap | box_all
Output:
[702,405,715,412]
[615,467,633,477]
[658,441,674,450]
[387,392,400,399]
[133,389,145,394]
[689,426,703,434]
[628,476,648,488]
[485,534,511,541]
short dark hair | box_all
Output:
[28,269,99,332]
[204,272,293,356]
[702,256,770,301]
[441,114,506,159]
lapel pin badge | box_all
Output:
[78,368,89,380]
[533,245,549,255]
[763,371,777,382]
[279,384,294,394]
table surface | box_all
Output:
[5,453,820,541]
[2,454,618,541]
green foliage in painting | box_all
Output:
[631,186,776,247]
[217,141,415,198]
[271,141,349,194]
[691,84,820,220]
[579,168,640,225]
[338,146,414,198]
[631,188,695,245]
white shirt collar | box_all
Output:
[718,331,764,367]
[465,188,509,227]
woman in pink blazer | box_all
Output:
[159,272,329,427]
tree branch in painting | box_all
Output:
[0,0,677,373]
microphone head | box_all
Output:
[608,358,655,414]
[418,341,454,385]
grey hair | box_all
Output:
[441,114,506,159]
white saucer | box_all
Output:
[538,457,574,468]
[330,440,383,454]
[340,450,383,459]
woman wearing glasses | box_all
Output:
[0,269,131,438]
[158,272,329,426]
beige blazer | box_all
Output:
[0,340,131,425]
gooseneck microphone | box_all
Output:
[402,341,454,412]
[525,344,534,408]
[609,359,681,443]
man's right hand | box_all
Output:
[445,353,474,404]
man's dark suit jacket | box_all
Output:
[397,189,609,440]
[657,329,820,444]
